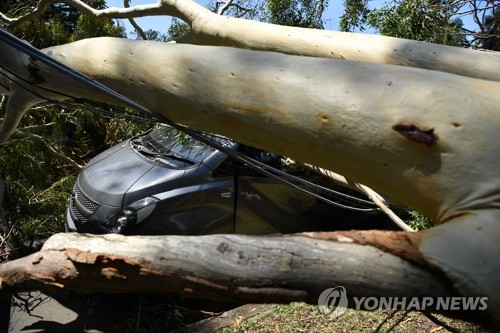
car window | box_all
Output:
[238,145,282,177]
[212,157,237,177]
[132,127,233,168]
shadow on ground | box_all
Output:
[8,290,244,332]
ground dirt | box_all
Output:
[6,291,497,333]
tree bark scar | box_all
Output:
[27,57,46,84]
[298,230,427,267]
[392,122,438,146]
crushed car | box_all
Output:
[66,126,400,235]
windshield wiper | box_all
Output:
[157,153,195,165]
[139,149,195,165]
[132,139,161,152]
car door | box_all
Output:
[232,147,321,235]
[233,147,392,235]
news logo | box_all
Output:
[317,285,488,320]
[318,286,348,319]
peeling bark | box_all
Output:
[1,232,493,323]
[0,232,454,303]
[300,230,425,266]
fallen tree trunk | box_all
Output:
[0,232,456,305]
[2,232,493,323]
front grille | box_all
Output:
[74,185,99,212]
[70,183,99,225]
[71,204,86,223]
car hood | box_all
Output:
[79,142,186,206]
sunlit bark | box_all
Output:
[1,0,499,81]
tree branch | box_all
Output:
[124,0,148,40]
[285,159,412,231]
[357,184,414,232]
[217,0,235,16]
[1,0,499,81]
[2,0,204,29]
[286,159,395,205]
[472,0,486,32]
[1,232,493,323]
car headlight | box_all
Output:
[105,196,159,233]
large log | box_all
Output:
[2,232,493,322]
[0,232,454,303]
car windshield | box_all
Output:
[131,126,233,168]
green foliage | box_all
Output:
[261,0,328,28]
[339,0,370,32]
[405,210,434,231]
[367,0,464,45]
[9,176,76,248]
[0,125,73,247]
[69,11,125,42]
[130,19,189,42]
[1,0,125,48]
[0,100,149,250]
[0,1,145,253]
[167,19,190,40]
[479,7,499,51]
[104,117,150,146]
[338,0,497,48]
[131,28,168,41]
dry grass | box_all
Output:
[217,303,496,333]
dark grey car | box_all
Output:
[66,126,397,235]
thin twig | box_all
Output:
[17,122,56,130]
[0,224,16,256]
[282,159,412,231]
[19,131,84,170]
[124,0,148,40]
[357,184,414,232]
[452,4,497,16]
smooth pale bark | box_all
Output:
[1,37,500,323]
[182,14,500,82]
[3,0,499,81]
